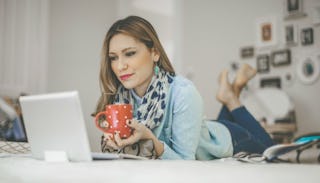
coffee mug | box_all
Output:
[95,104,133,139]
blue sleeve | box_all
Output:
[159,82,203,160]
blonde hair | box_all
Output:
[94,16,175,114]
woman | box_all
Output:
[95,15,274,160]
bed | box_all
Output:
[0,151,319,183]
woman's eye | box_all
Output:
[109,56,116,61]
[125,51,136,57]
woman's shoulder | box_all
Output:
[170,75,201,99]
[168,75,203,118]
[171,75,196,89]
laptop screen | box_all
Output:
[19,91,92,162]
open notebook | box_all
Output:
[19,91,145,161]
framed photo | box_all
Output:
[285,24,298,46]
[296,56,320,84]
[301,27,314,45]
[256,55,270,73]
[240,46,254,59]
[255,17,277,48]
[284,0,306,19]
[260,77,281,89]
[271,49,291,67]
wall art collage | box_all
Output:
[239,0,320,89]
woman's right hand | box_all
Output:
[101,132,120,152]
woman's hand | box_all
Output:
[113,119,153,148]
[103,132,119,151]
[103,119,152,150]
[103,119,164,157]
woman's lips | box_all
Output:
[120,73,134,81]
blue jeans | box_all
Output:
[217,106,274,154]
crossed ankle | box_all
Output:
[226,99,241,111]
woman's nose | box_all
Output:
[116,58,128,71]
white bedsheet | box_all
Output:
[0,156,319,183]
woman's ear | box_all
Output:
[151,48,160,62]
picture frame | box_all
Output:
[260,77,282,89]
[256,54,270,73]
[271,49,291,67]
[255,16,277,48]
[301,27,314,45]
[284,24,299,46]
[296,56,320,84]
[284,0,306,20]
[240,46,254,59]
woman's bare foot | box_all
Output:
[233,64,257,97]
[216,69,241,111]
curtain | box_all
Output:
[0,0,49,97]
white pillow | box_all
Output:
[242,88,294,123]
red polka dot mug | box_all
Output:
[95,104,133,139]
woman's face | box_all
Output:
[109,33,159,97]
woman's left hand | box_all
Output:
[113,119,153,148]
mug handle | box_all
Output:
[94,111,109,132]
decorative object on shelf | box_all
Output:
[228,61,240,82]
[296,55,320,85]
[284,23,299,46]
[301,27,314,45]
[283,71,296,87]
[240,46,254,59]
[260,77,282,89]
[257,54,270,73]
[312,5,320,26]
[230,61,239,71]
[242,88,296,144]
[271,49,291,67]
[284,0,306,20]
[255,16,277,48]
[261,118,297,144]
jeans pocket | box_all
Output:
[232,130,251,147]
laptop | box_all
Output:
[19,91,145,162]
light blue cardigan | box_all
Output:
[131,76,233,160]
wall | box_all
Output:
[48,0,117,151]
[44,0,320,152]
[117,0,183,73]
[0,0,49,96]
[182,0,320,136]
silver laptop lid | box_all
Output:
[19,91,92,162]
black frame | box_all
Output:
[301,28,314,45]
[285,24,298,45]
[271,49,291,67]
[256,54,270,73]
[260,77,282,89]
[287,0,301,13]
[240,46,254,59]
[284,0,305,19]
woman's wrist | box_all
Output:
[146,129,164,157]
[145,128,155,140]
